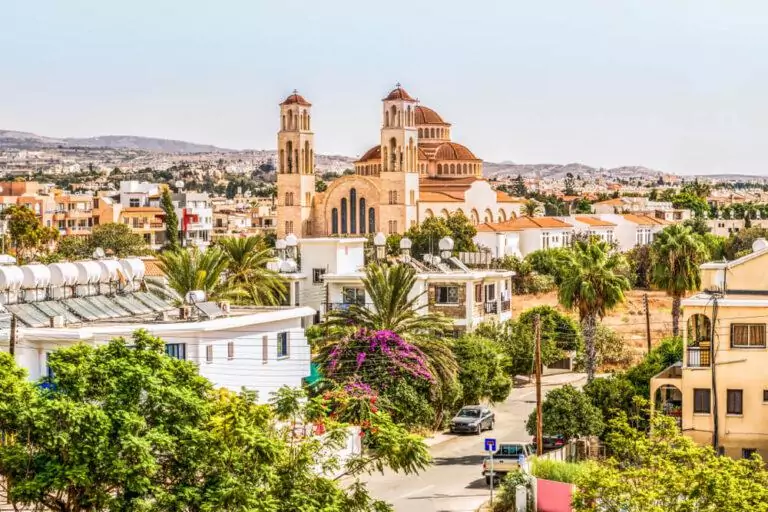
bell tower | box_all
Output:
[379,83,420,234]
[277,90,316,238]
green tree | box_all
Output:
[518,305,581,352]
[573,415,768,512]
[2,204,59,263]
[526,385,603,440]
[55,235,91,260]
[650,225,709,336]
[624,245,652,288]
[315,179,328,192]
[452,334,512,405]
[525,247,572,284]
[522,199,543,217]
[160,186,179,250]
[574,198,593,214]
[672,192,709,217]
[158,246,231,299]
[401,213,477,259]
[583,374,638,427]
[558,240,631,381]
[512,174,527,197]
[216,235,287,305]
[90,222,147,257]
[723,226,768,260]
[563,172,576,196]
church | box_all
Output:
[276,85,523,238]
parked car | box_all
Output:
[449,405,495,434]
[482,441,535,485]
[532,434,566,451]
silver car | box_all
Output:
[449,405,495,434]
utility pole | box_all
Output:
[711,296,720,453]
[643,293,652,354]
[534,314,543,457]
[9,314,16,358]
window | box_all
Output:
[731,324,766,347]
[388,190,398,205]
[262,335,268,364]
[284,220,294,235]
[541,232,550,249]
[409,190,415,205]
[227,341,234,360]
[474,283,482,302]
[727,389,743,415]
[388,220,397,234]
[743,448,758,459]
[165,343,186,360]
[206,345,213,364]
[693,388,711,414]
[129,198,141,207]
[277,332,290,359]
[312,268,326,284]
[435,286,459,304]
[342,287,365,305]
[485,284,496,301]
[763,389,768,403]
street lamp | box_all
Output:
[373,232,387,261]
[399,237,412,262]
[439,236,454,260]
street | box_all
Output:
[362,373,588,512]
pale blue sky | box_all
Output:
[2,0,766,175]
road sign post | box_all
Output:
[485,438,497,505]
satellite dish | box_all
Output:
[93,247,106,259]
[175,180,185,190]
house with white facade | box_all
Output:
[473,216,574,259]
[568,216,617,244]
[276,236,514,335]
[597,213,670,252]
[173,191,213,248]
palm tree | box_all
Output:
[522,200,543,218]
[158,246,231,299]
[320,262,456,388]
[217,236,287,305]
[558,240,630,382]
[650,225,709,337]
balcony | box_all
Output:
[484,301,499,314]
[687,346,711,368]
[325,302,370,313]
[501,299,511,312]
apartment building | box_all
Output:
[474,216,574,259]
[275,236,514,335]
[173,191,213,248]
[651,238,768,459]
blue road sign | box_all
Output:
[485,438,497,452]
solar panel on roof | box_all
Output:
[113,295,152,315]
[195,301,225,319]
[134,292,173,312]
[62,298,99,321]
[89,295,130,317]
[82,296,122,318]
[40,301,81,324]
[6,304,49,327]
[72,298,111,320]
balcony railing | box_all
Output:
[484,301,499,314]
[687,346,711,368]
[501,299,511,312]
[325,302,370,313]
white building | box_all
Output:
[598,213,670,252]
[474,216,575,259]
[277,236,514,335]
[17,307,313,401]
[118,181,162,208]
[173,191,213,248]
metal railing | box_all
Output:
[687,346,711,368]
[325,302,371,313]
[501,299,511,312]
[484,301,498,314]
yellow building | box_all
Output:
[276,85,524,238]
[651,238,768,459]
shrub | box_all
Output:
[530,458,588,484]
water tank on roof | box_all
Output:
[49,262,79,286]
[20,265,51,288]
[97,259,122,282]
[119,258,146,281]
[74,261,102,284]
[0,266,24,290]
[752,238,768,253]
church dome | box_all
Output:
[281,90,311,106]
[415,105,448,125]
[435,142,479,161]
[357,145,381,162]
[383,85,416,102]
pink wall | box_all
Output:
[537,478,573,512]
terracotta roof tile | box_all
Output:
[477,216,573,232]
[594,198,624,206]
[419,191,464,202]
[383,85,416,102]
[142,258,166,277]
[414,105,448,125]
[434,142,479,161]
[621,214,667,225]
[280,91,311,106]
[496,191,526,203]
[574,216,616,227]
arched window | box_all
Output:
[331,208,339,235]
[369,207,376,233]
[286,141,293,173]
[430,128,435,138]
[437,163,443,174]
[307,114,311,130]
[281,115,286,131]
[341,198,348,234]
[450,163,456,174]
[390,105,397,127]
[418,128,423,137]
[279,149,285,173]
[299,148,305,174]
[409,190,415,205]
[424,209,434,218]
[284,192,293,206]
[359,198,366,234]
[463,163,468,174]
[350,188,357,233]
[406,106,411,126]
[305,192,311,206]
[440,209,450,219]
[498,209,507,222]
[484,209,493,223]
[385,111,390,127]
[470,209,479,225]
[288,110,294,130]
[305,141,311,173]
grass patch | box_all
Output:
[530,458,587,484]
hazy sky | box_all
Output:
[2,0,766,175]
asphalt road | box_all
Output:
[361,373,588,512]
